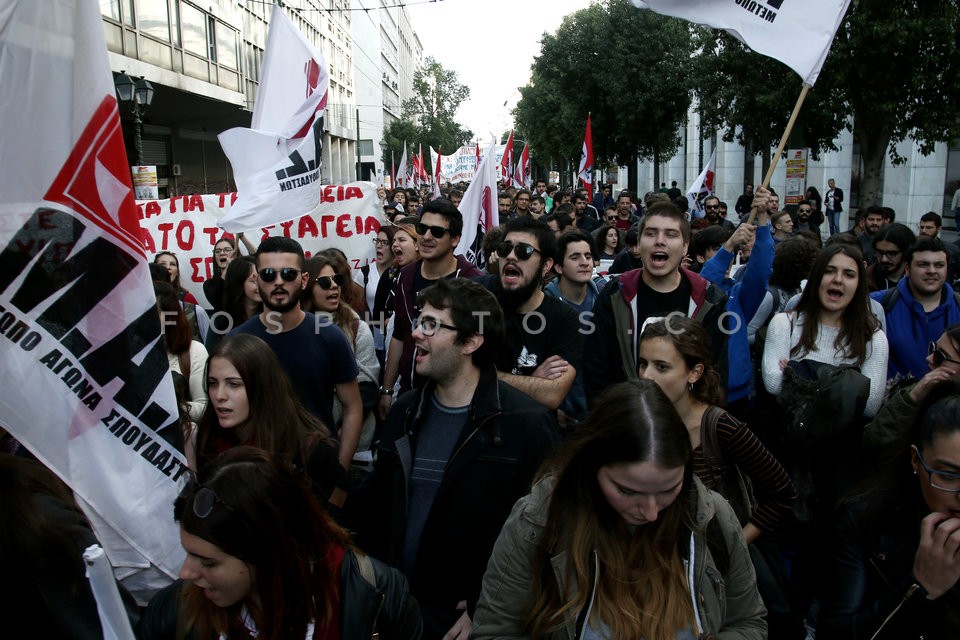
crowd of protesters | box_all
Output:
[5,177,960,640]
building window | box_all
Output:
[137,0,171,42]
[180,2,207,58]
[100,0,120,21]
[216,23,239,70]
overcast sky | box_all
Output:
[407,0,593,144]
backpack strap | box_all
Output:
[361,264,370,287]
[880,287,899,314]
[699,405,725,468]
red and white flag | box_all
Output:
[218,5,330,232]
[431,146,443,200]
[475,144,481,174]
[0,0,185,586]
[578,113,594,200]
[514,142,531,190]
[397,142,408,188]
[686,149,717,219]
[500,130,515,187]
[457,137,499,269]
[411,149,421,189]
[391,152,396,189]
[632,0,850,85]
[417,144,429,185]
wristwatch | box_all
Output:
[379,386,393,396]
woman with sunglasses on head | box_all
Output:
[473,380,766,640]
[304,252,380,452]
[138,446,422,640]
[196,333,350,514]
[864,323,960,465]
[818,380,960,640]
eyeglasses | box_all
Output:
[372,238,389,246]
[179,472,235,518]
[913,446,960,493]
[316,273,347,290]
[495,240,541,261]
[516,197,530,202]
[928,341,960,368]
[876,249,902,260]
[415,222,451,238]
[258,267,302,283]
[214,248,234,254]
[412,315,458,337]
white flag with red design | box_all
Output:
[456,137,499,269]
[687,149,717,219]
[218,5,330,232]
[0,0,185,587]
[631,0,849,85]
[431,146,443,199]
[577,113,594,200]
[514,142,530,190]
[397,142,408,188]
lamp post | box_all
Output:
[114,70,155,165]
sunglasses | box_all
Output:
[929,341,960,368]
[798,208,812,213]
[179,472,235,519]
[258,267,303,283]
[415,222,450,238]
[495,240,540,261]
[705,205,720,210]
[316,273,347,289]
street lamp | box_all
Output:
[114,70,155,165]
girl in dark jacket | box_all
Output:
[819,380,960,639]
[139,447,421,640]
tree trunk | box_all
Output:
[653,147,661,192]
[760,146,771,187]
[856,123,889,211]
[628,153,638,195]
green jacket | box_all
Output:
[472,477,766,640]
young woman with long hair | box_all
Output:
[138,447,422,640]
[155,251,199,305]
[819,381,960,639]
[473,380,766,640]
[156,281,208,422]
[638,317,796,542]
[303,252,380,451]
[201,234,256,313]
[206,256,260,349]
[762,243,888,416]
[195,334,348,510]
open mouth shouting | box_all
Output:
[647,251,671,270]
[500,262,523,287]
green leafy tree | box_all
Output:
[380,118,419,173]
[515,0,696,190]
[403,56,472,153]
[695,0,960,208]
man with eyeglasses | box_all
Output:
[511,189,531,218]
[371,278,557,640]
[478,217,581,411]
[865,223,915,292]
[379,199,482,421]
[872,236,960,380]
[231,236,363,468]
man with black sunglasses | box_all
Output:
[478,217,581,411]
[231,236,363,468]
[379,199,483,420]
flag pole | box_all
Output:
[747,82,811,225]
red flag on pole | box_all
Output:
[514,142,530,190]
[432,146,443,200]
[577,113,594,200]
[500,130,515,187]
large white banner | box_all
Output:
[632,0,850,85]
[0,0,185,582]
[218,6,331,233]
[137,183,381,308]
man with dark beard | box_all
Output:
[480,217,581,410]
[231,236,363,468]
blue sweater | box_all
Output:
[699,225,774,402]
[870,279,960,380]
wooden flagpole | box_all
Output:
[746,82,811,225]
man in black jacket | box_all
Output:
[371,278,558,640]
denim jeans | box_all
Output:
[827,210,841,236]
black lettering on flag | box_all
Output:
[274,117,324,180]
[767,0,784,8]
